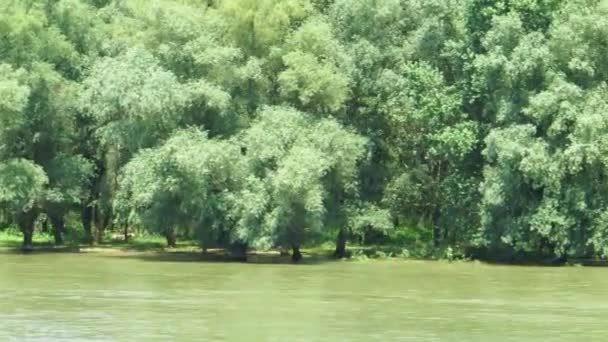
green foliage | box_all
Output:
[278,50,349,113]
[46,154,95,207]
[114,129,240,241]
[0,64,30,158]
[0,2,77,68]
[347,203,393,239]
[218,0,313,56]
[79,48,190,151]
[239,106,367,250]
[4,0,608,262]
[278,16,352,113]
[0,159,48,214]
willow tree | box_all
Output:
[114,129,245,248]
[0,64,49,248]
[479,83,608,258]
[477,0,608,259]
[240,106,367,260]
[372,61,479,247]
[218,0,314,57]
[278,16,352,114]
[45,154,94,245]
[0,159,48,250]
[0,2,93,246]
[79,47,192,242]
[0,64,30,159]
[114,140,200,247]
[98,0,240,135]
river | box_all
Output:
[1,253,607,341]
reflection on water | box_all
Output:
[1,254,607,341]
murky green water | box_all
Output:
[1,253,607,341]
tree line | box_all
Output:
[1,0,607,261]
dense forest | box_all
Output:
[1,0,608,261]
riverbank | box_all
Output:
[0,229,425,264]
[0,242,406,264]
[3,230,607,266]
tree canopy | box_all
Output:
[3,0,608,262]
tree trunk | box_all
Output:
[95,223,104,244]
[49,214,65,246]
[123,224,129,242]
[229,242,248,261]
[22,229,33,251]
[41,218,49,234]
[93,205,105,244]
[0,209,8,227]
[165,230,176,248]
[334,228,348,258]
[81,205,93,245]
[291,245,303,262]
[103,214,111,235]
[18,211,36,252]
[432,207,441,248]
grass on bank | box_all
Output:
[0,226,198,252]
[0,224,463,264]
[3,225,604,266]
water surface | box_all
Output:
[1,253,607,341]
